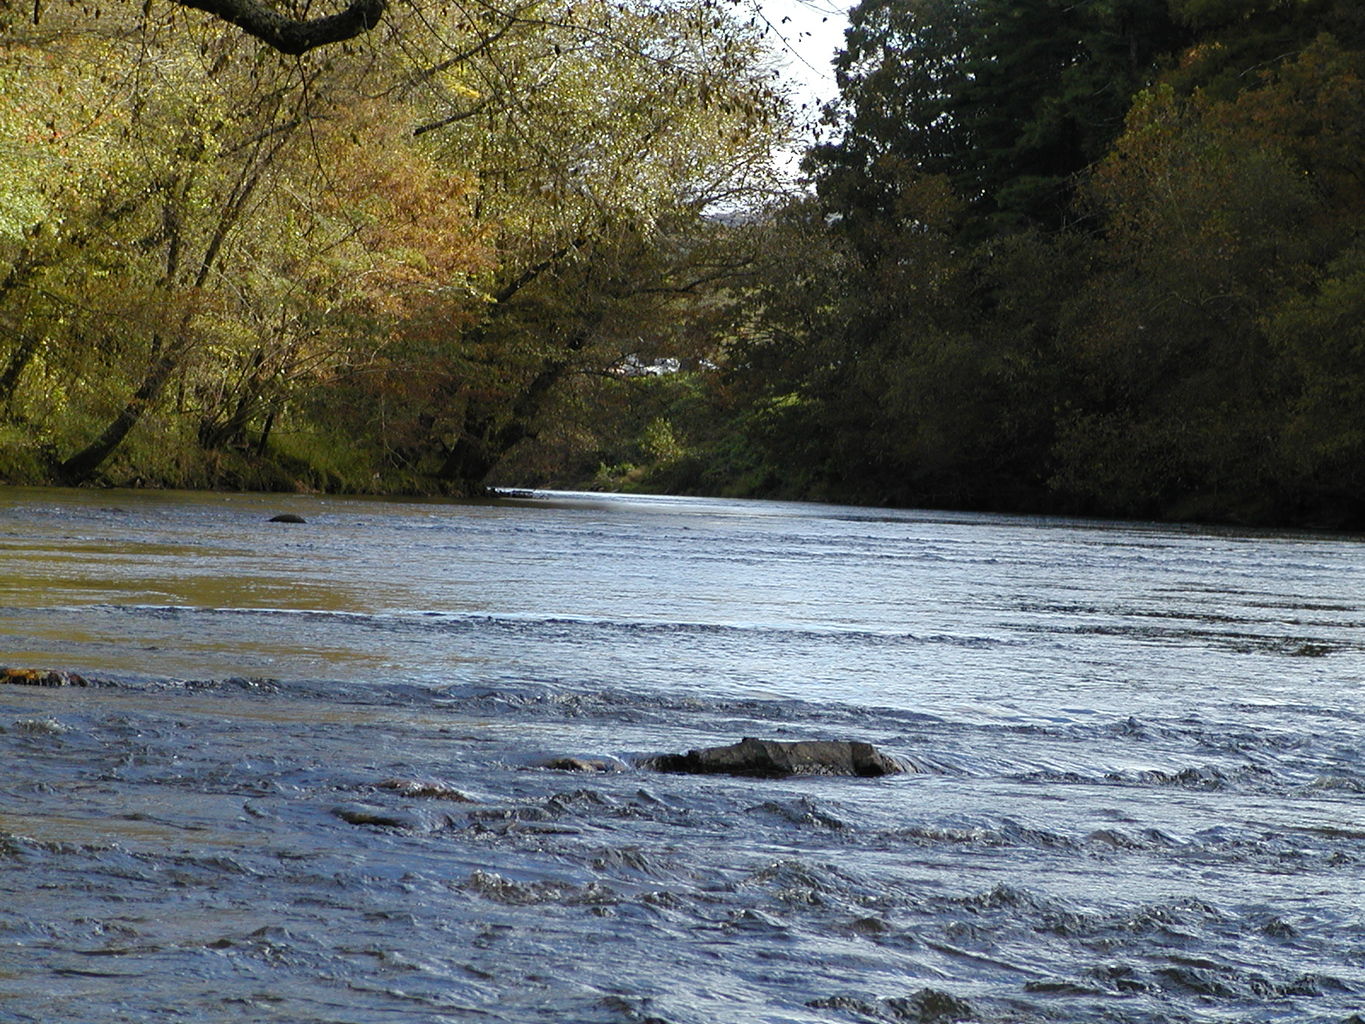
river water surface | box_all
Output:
[1,486,1362,1023]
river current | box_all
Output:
[0,486,1362,1023]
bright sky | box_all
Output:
[757,0,851,114]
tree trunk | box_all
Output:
[255,407,277,457]
[57,345,180,483]
[435,356,576,489]
[435,424,500,490]
[428,241,593,490]
[199,348,268,450]
[0,333,42,413]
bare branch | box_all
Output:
[412,102,487,137]
[171,0,388,55]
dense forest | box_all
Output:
[3,0,1364,528]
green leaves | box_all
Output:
[813,0,1185,234]
[715,0,1365,524]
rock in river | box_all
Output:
[539,757,617,772]
[642,737,905,778]
[1,667,89,687]
[332,803,445,831]
[268,513,307,524]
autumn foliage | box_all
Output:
[699,0,1365,527]
[3,0,1364,528]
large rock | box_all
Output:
[643,737,905,778]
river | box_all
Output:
[0,486,1362,1023]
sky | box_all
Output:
[758,0,851,114]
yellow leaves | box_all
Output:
[437,69,482,101]
[417,0,791,251]
[0,168,49,249]
[265,98,488,338]
[1,0,794,489]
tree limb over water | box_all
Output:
[172,0,387,54]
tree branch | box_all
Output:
[171,0,388,55]
[412,102,487,138]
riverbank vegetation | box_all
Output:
[3,0,1364,527]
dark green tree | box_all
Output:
[811,0,1184,235]
[807,0,972,234]
[1166,0,1365,99]
[953,0,1187,231]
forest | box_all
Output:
[2,0,1363,528]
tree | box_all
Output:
[807,0,972,232]
[375,0,794,492]
[0,14,177,458]
[0,4,488,486]
[1165,0,1365,99]
[48,29,336,482]
[810,0,1184,235]
[190,102,487,462]
[1267,242,1365,524]
[2,0,797,492]
[952,0,1186,231]
[1050,84,1318,518]
[170,0,387,54]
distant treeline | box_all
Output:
[4,0,1364,529]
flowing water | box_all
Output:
[0,486,1362,1024]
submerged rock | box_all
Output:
[642,737,905,778]
[332,803,436,831]
[378,777,474,801]
[268,513,307,524]
[808,988,973,1023]
[0,667,89,687]
[883,989,974,1023]
[540,757,616,773]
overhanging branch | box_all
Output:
[171,0,388,55]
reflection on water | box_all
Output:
[1,489,391,613]
[2,485,1364,1023]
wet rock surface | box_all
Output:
[539,757,617,772]
[0,666,89,687]
[642,737,906,777]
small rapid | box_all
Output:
[1,487,1363,1023]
